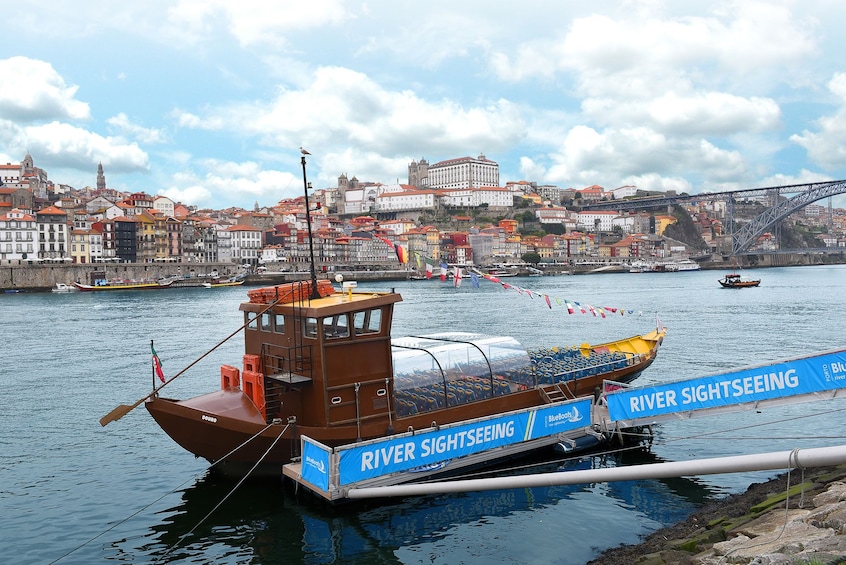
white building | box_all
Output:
[535,207,577,229]
[228,225,262,265]
[153,195,175,218]
[426,154,499,190]
[438,186,513,208]
[374,188,436,212]
[216,225,233,263]
[0,208,38,264]
[610,185,638,199]
[577,210,620,232]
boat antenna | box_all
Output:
[300,148,321,299]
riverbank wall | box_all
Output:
[588,464,846,565]
[0,263,416,292]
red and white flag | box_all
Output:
[425,263,433,279]
[151,342,165,383]
[453,267,462,287]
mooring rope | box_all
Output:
[153,422,290,563]
[653,403,846,445]
[724,447,806,558]
[48,421,282,564]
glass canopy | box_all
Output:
[391,332,533,414]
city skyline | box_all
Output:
[3,1,846,210]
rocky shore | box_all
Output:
[588,464,846,565]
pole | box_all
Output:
[346,444,846,499]
[301,155,320,299]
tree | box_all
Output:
[522,251,541,264]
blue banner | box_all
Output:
[606,350,846,421]
[337,399,591,485]
[301,437,331,492]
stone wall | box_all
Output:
[0,263,240,292]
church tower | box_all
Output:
[97,162,106,190]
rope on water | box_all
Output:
[154,422,291,563]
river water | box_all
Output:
[2,265,846,564]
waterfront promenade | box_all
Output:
[1,251,836,292]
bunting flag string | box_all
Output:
[469,268,637,318]
[374,235,409,264]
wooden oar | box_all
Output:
[100,296,284,426]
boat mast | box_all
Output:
[300,149,321,299]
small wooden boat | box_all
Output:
[718,273,760,288]
[202,279,245,288]
[73,279,176,291]
[51,283,78,293]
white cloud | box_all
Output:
[107,113,168,144]
[24,121,149,172]
[544,124,747,187]
[179,66,527,181]
[0,57,90,122]
[790,73,846,171]
[165,0,348,48]
[161,159,299,207]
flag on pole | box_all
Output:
[470,272,480,288]
[440,262,448,282]
[425,262,433,279]
[151,342,165,383]
[453,267,462,287]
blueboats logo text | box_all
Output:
[305,455,326,475]
[546,405,583,426]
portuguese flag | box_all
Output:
[151,342,165,383]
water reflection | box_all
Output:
[145,448,720,563]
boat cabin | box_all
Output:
[238,287,401,431]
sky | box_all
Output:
[2,0,846,210]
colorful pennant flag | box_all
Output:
[468,269,638,320]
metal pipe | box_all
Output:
[346,444,846,499]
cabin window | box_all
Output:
[260,313,272,332]
[353,308,382,335]
[246,312,258,330]
[322,314,350,340]
[303,317,319,338]
[273,313,285,333]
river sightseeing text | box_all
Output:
[627,369,800,414]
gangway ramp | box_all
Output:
[601,347,846,429]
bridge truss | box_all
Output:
[582,180,846,256]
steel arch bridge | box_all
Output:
[582,179,846,255]
[729,180,846,254]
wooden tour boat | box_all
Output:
[718,273,761,288]
[101,153,666,501]
[136,276,664,494]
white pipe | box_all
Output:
[346,444,846,499]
